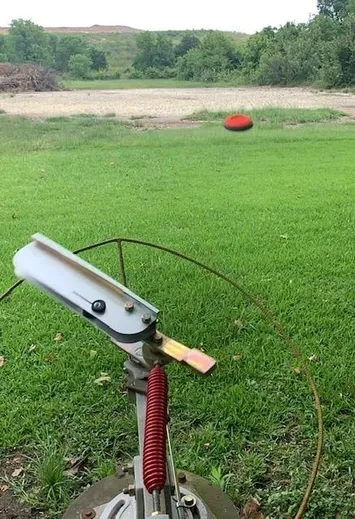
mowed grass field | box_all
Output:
[0,112,355,518]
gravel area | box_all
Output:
[1,86,355,120]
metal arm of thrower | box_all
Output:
[13,234,216,519]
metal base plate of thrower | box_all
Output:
[62,468,239,519]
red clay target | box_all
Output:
[224,114,253,132]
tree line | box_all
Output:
[0,19,110,79]
[133,0,355,87]
[2,0,355,87]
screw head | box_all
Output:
[124,301,134,312]
[128,484,135,496]
[122,464,134,474]
[91,300,106,314]
[182,494,196,507]
[178,472,186,483]
[152,332,163,345]
[141,314,151,324]
[80,508,96,519]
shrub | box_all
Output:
[90,68,121,80]
[68,54,92,79]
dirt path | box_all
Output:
[1,86,355,120]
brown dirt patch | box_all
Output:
[1,86,355,124]
[0,453,42,519]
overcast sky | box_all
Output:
[1,0,318,33]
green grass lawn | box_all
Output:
[63,78,243,90]
[1,113,355,518]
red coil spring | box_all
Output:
[143,364,168,494]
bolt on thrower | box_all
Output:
[14,234,238,519]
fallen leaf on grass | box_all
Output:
[0,485,9,492]
[308,354,318,362]
[11,467,23,477]
[90,350,97,358]
[28,344,36,353]
[54,332,63,343]
[0,356,4,368]
[293,367,301,375]
[64,466,79,477]
[233,354,242,361]
[64,455,87,477]
[44,356,53,362]
[119,380,128,395]
[94,372,111,386]
[234,319,244,329]
[242,498,263,518]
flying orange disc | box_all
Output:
[224,114,253,131]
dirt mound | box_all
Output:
[48,24,142,33]
[0,63,60,93]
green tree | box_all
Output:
[0,34,8,61]
[55,36,89,71]
[333,12,355,84]
[305,15,341,85]
[308,13,341,40]
[68,54,92,79]
[175,33,200,57]
[249,20,340,85]
[154,34,175,68]
[242,26,276,77]
[47,34,58,66]
[177,31,240,81]
[317,0,350,20]
[7,19,53,65]
[133,32,156,71]
[256,41,318,85]
[90,48,107,70]
[176,48,199,80]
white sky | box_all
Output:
[1,0,318,33]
